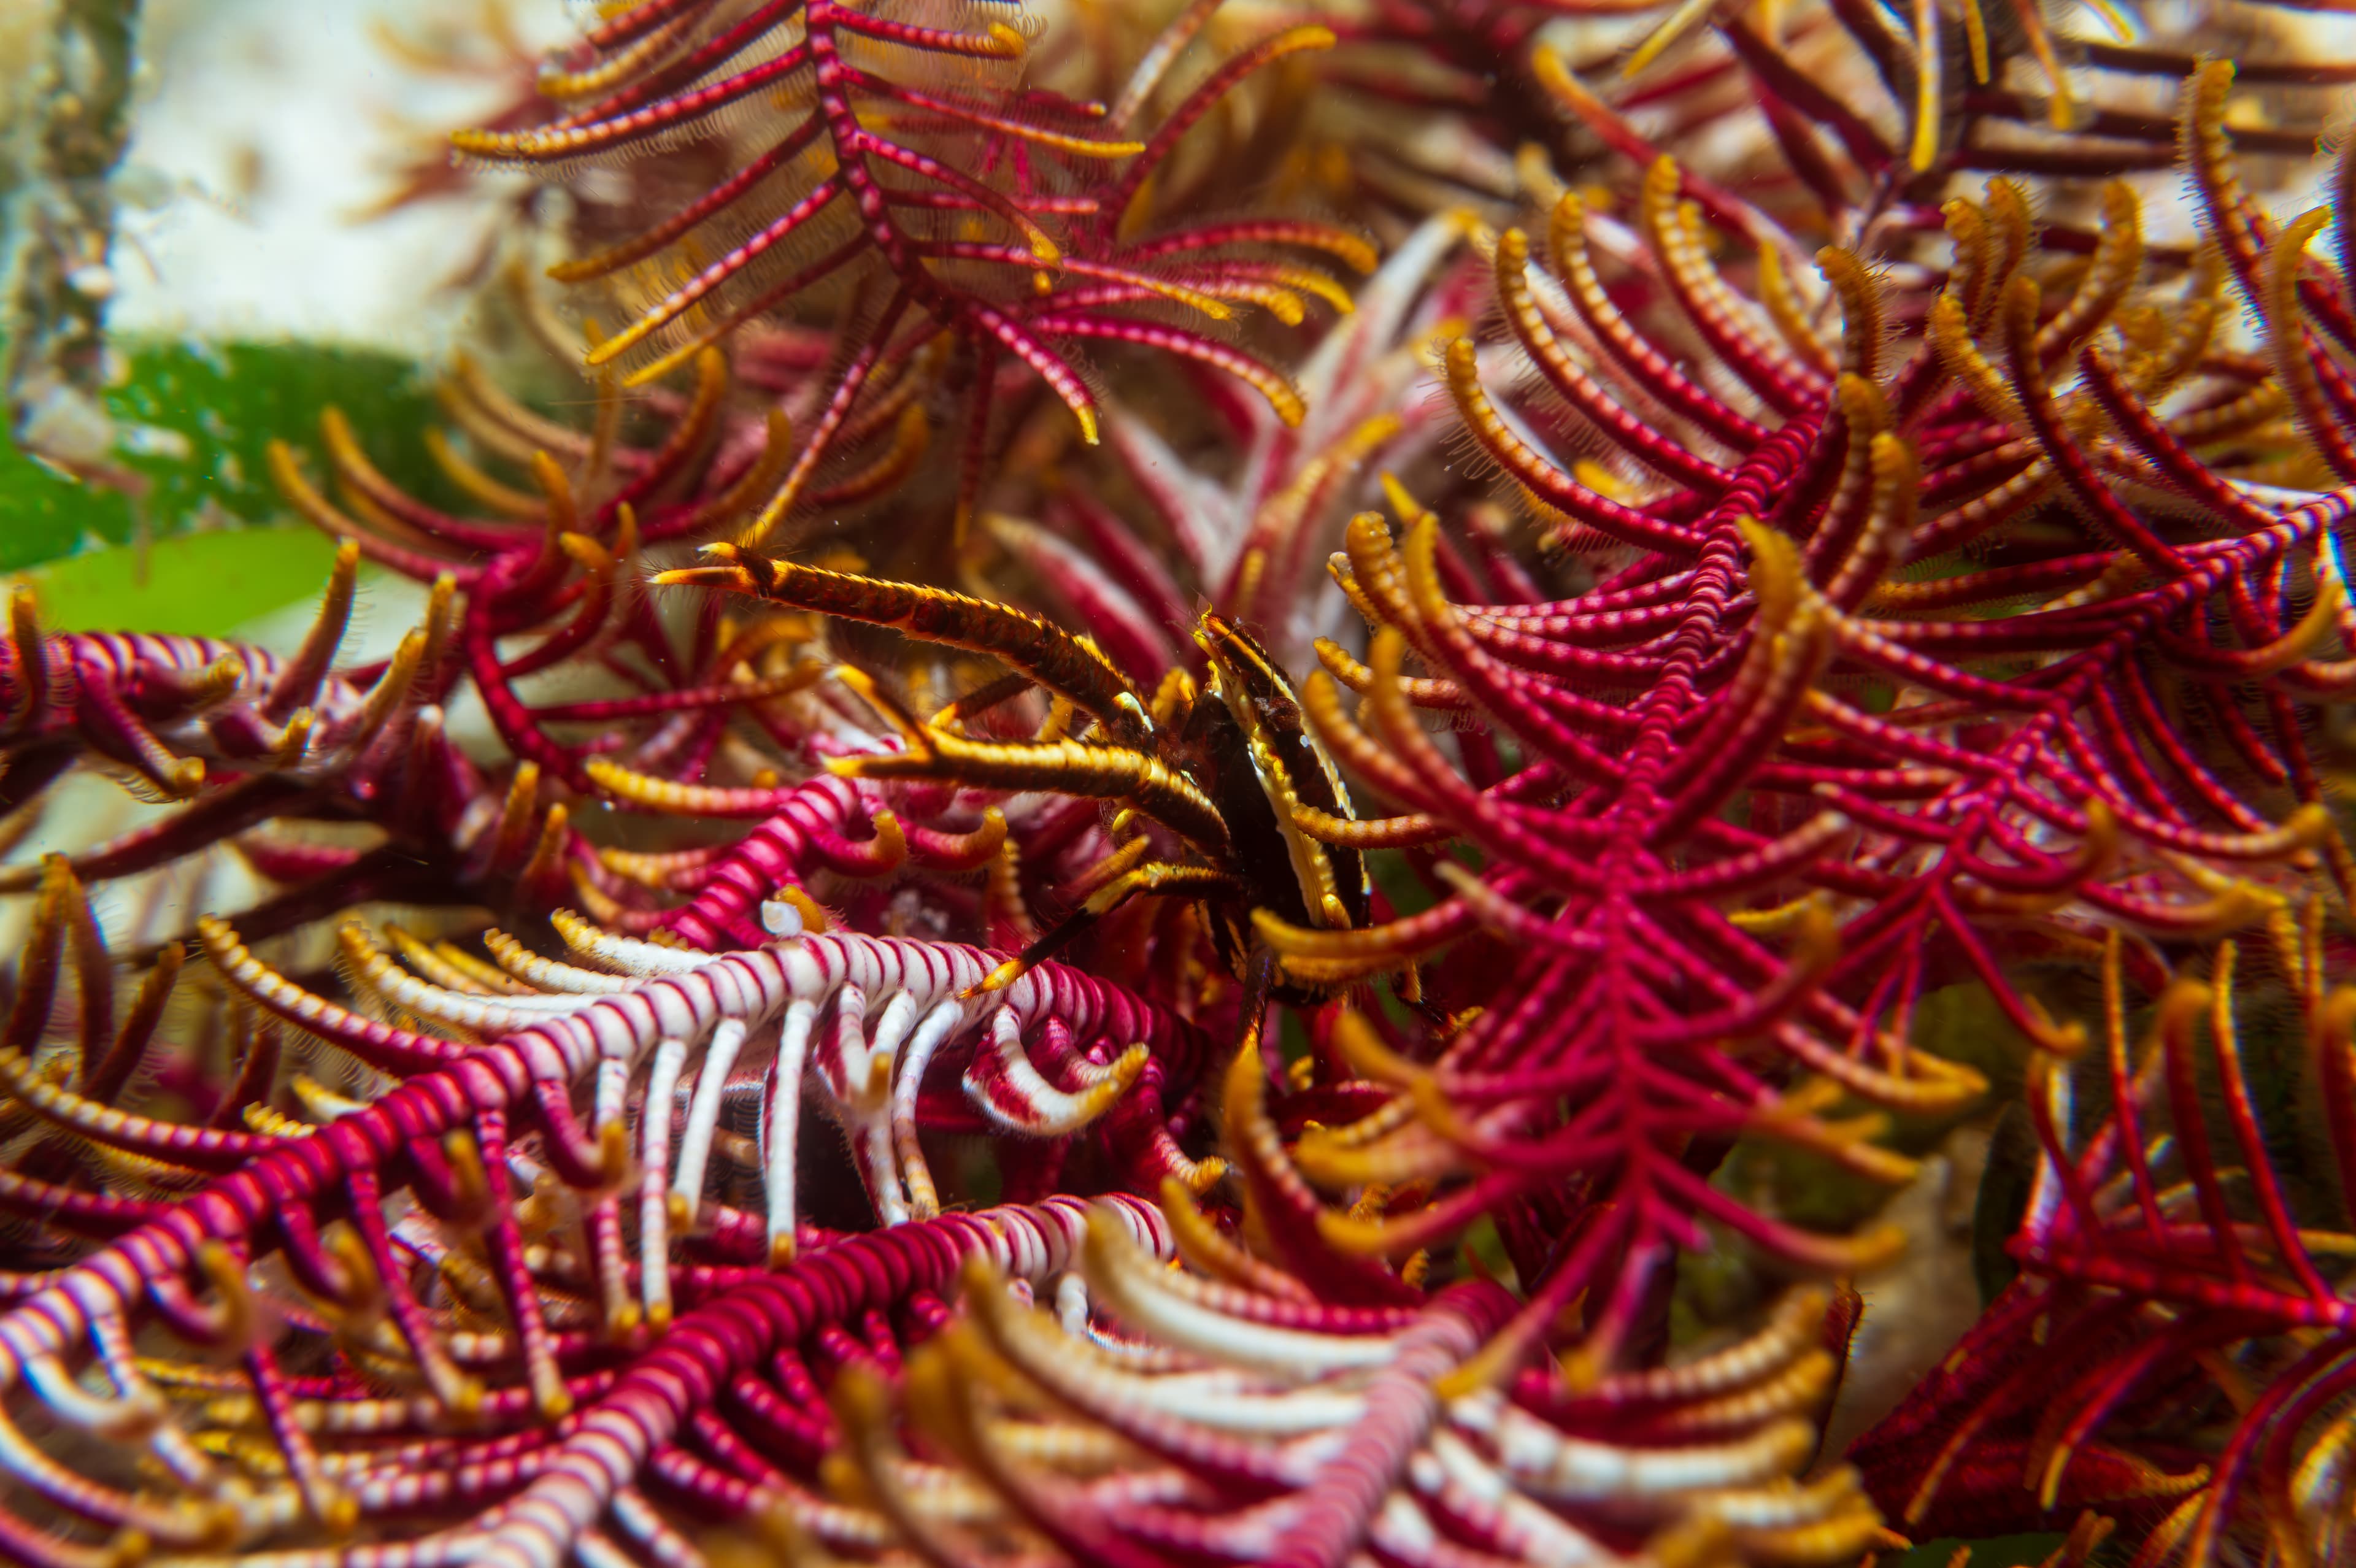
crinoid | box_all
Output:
[1854,920,2356,1555]
[452,1,1376,545]
[721,1207,1894,1568]
[10,1,2356,1566]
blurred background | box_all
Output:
[105,0,567,350]
[0,1,578,640]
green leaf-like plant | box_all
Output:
[0,339,442,572]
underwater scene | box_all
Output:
[3,1,2356,1564]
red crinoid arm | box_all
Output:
[501,537,617,682]
[850,132,1061,263]
[542,1,798,131]
[575,0,709,52]
[2262,209,2356,483]
[741,288,912,541]
[268,443,487,585]
[317,410,527,555]
[1438,339,1709,553]
[532,662,823,723]
[1049,486,1194,640]
[951,337,1000,540]
[1534,47,1795,250]
[1120,218,1379,275]
[456,41,814,164]
[1492,228,1734,490]
[1719,15,1897,170]
[846,74,1142,160]
[586,177,847,369]
[1098,23,1339,229]
[2203,950,2332,1299]
[1634,158,1829,418]
[627,239,872,396]
[1022,312,1304,429]
[965,304,1103,443]
[828,7,1028,58]
[1548,192,1771,450]
[556,0,796,120]
[886,188,1099,217]
[2115,662,2272,832]
[1994,284,2191,574]
[549,115,826,285]
[917,242,1230,319]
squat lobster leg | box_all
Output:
[968,863,1244,997]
